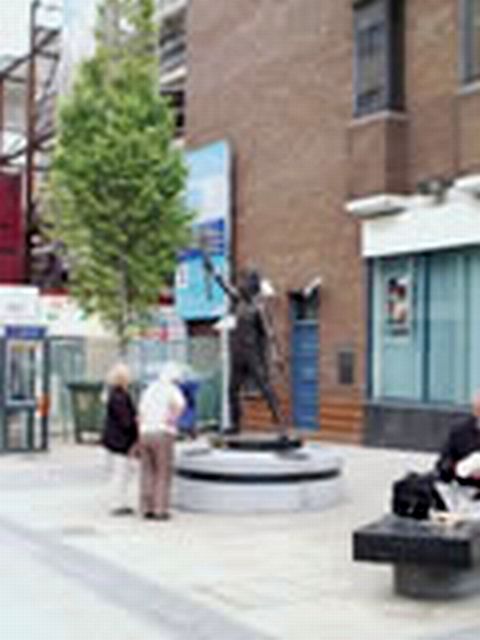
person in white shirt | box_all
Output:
[138,362,186,521]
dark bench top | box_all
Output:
[353,515,480,569]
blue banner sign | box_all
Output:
[175,141,232,320]
[5,325,46,341]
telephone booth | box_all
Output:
[0,325,50,452]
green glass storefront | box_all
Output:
[367,247,480,449]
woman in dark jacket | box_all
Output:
[102,363,139,515]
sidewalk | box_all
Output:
[0,440,479,640]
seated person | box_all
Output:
[436,392,480,489]
[434,393,480,514]
[457,452,480,482]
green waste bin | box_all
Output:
[196,371,221,431]
[68,381,105,443]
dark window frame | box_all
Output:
[353,0,405,117]
[461,0,480,85]
[337,348,356,386]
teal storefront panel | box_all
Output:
[468,251,480,399]
[372,256,424,401]
[371,248,480,406]
[427,252,468,404]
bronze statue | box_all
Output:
[202,253,286,435]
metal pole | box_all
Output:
[220,322,230,432]
[24,0,41,283]
[0,79,4,157]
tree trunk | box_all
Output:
[117,257,130,359]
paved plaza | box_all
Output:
[1,440,480,640]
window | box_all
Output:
[338,349,355,386]
[462,0,480,84]
[160,11,187,74]
[370,250,480,405]
[291,292,318,322]
[354,0,405,116]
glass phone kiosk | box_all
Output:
[0,325,50,452]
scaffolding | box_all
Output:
[0,0,188,285]
[0,1,62,285]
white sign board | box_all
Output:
[41,295,112,338]
[362,191,480,257]
[0,286,41,326]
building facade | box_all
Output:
[158,0,188,136]
[186,0,480,449]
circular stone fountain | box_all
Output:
[174,433,344,513]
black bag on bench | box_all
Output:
[392,472,447,520]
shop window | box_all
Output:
[427,253,467,403]
[462,0,480,84]
[353,0,405,116]
[372,256,421,400]
[371,251,477,406]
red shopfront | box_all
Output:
[0,173,24,283]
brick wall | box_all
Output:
[186,0,480,441]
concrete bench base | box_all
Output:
[353,515,480,599]
[394,563,480,599]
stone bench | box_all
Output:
[353,514,480,599]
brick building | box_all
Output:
[185,0,480,449]
[158,0,188,136]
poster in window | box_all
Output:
[386,275,411,336]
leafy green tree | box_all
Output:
[47,0,191,352]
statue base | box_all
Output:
[174,431,344,514]
[211,431,303,452]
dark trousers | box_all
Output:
[229,353,282,432]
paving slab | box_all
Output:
[1,441,480,639]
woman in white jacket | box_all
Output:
[138,363,186,521]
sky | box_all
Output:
[0,0,97,81]
[0,0,33,57]
[0,0,67,60]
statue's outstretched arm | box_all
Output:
[201,251,239,303]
